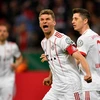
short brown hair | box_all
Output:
[39,9,55,20]
[0,24,8,30]
[72,8,90,23]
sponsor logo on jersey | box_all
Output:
[77,39,83,47]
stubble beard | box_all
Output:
[45,31,51,35]
[0,38,6,43]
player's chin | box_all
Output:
[73,27,77,31]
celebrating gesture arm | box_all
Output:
[72,51,92,83]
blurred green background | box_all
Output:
[23,52,49,70]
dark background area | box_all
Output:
[0,0,100,52]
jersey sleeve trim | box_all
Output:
[66,45,78,55]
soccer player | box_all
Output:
[0,24,23,100]
[39,9,92,100]
[72,8,100,100]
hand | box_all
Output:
[40,54,48,62]
[43,77,52,86]
[11,63,17,70]
[84,74,92,83]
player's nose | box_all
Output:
[72,20,74,24]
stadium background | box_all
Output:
[0,0,100,100]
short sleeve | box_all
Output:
[77,36,90,56]
[12,43,21,58]
[60,35,77,54]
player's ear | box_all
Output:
[53,21,56,26]
[84,18,88,24]
[39,18,41,28]
[39,22,42,28]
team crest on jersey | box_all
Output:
[77,39,83,47]
[65,38,73,44]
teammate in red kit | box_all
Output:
[39,9,92,100]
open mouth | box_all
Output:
[73,25,76,28]
[43,25,48,29]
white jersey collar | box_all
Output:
[46,30,57,40]
[82,29,90,35]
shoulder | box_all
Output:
[54,32,75,46]
[8,41,16,45]
[54,31,70,41]
[54,31,72,43]
[85,29,97,36]
[77,30,95,47]
[77,34,88,47]
[78,29,92,40]
[41,37,46,43]
[7,41,19,49]
[85,29,99,40]
[54,31,64,38]
[8,41,17,45]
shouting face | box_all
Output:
[39,14,56,35]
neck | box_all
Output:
[45,29,55,39]
[79,25,90,35]
[0,41,6,45]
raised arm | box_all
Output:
[72,50,92,83]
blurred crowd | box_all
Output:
[0,0,100,51]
